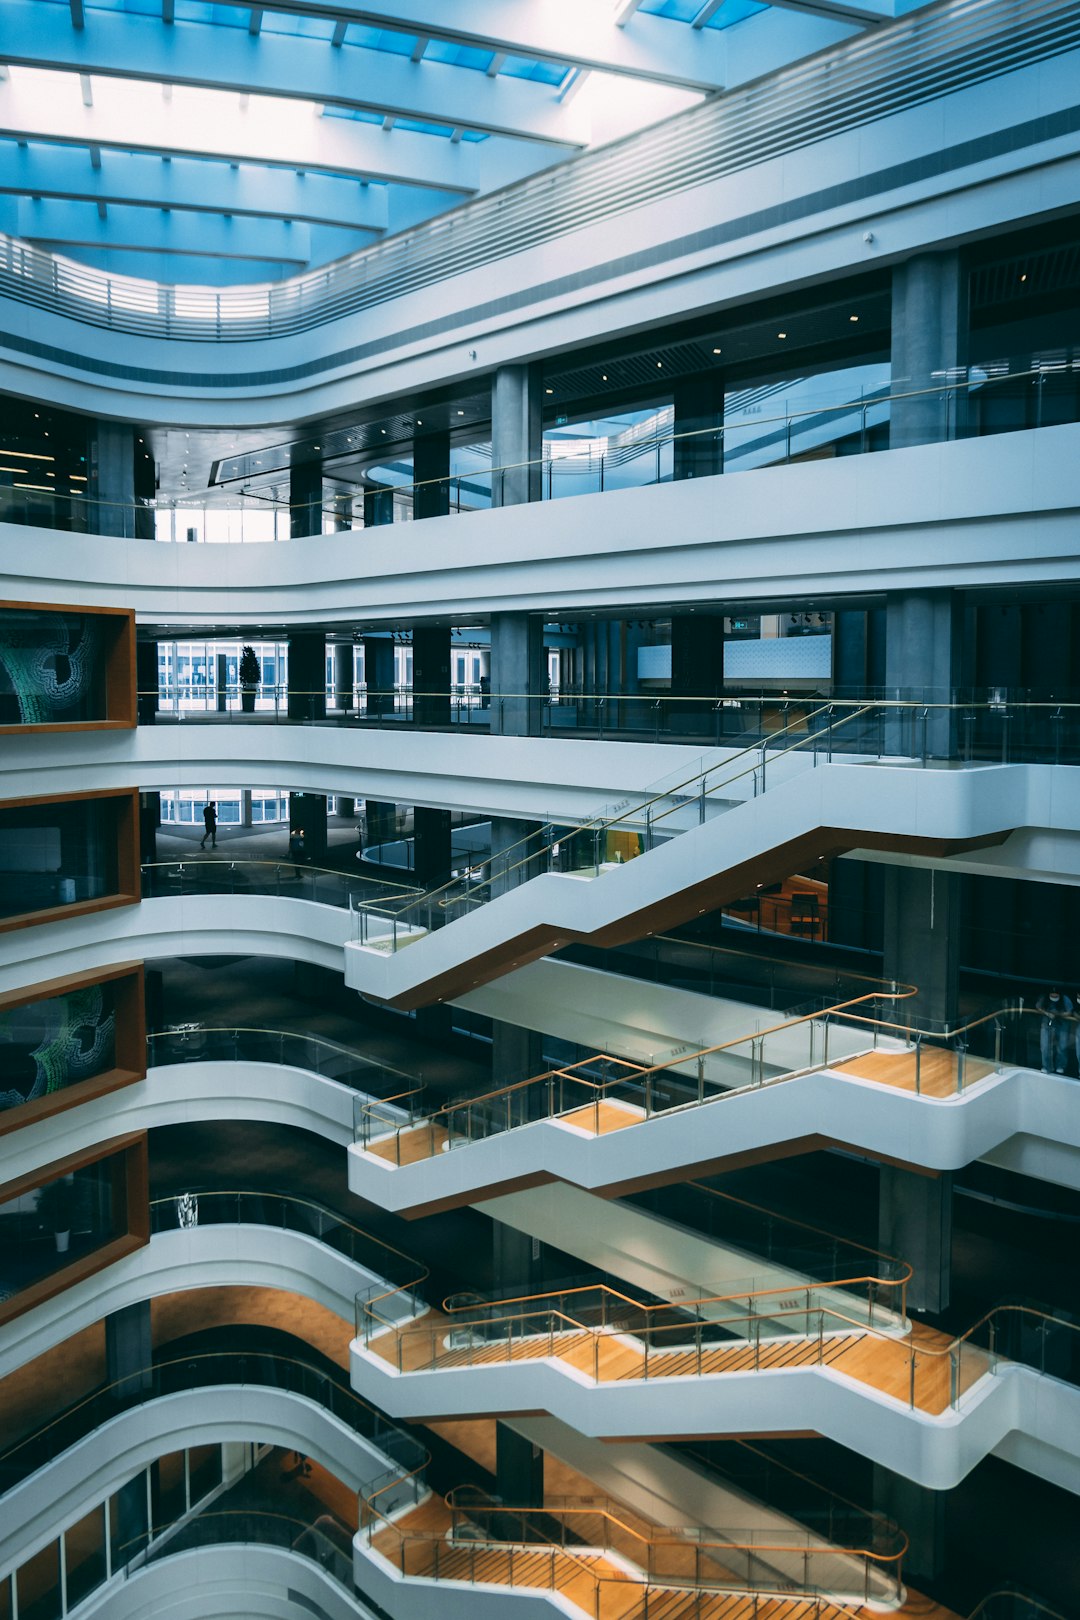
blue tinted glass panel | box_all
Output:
[460,129,489,143]
[499,56,567,85]
[347,25,419,55]
[705,0,769,26]
[322,106,384,124]
[396,117,454,137]
[424,40,496,71]
[262,12,338,39]
[639,0,701,18]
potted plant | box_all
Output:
[239,645,261,713]
[36,1174,79,1253]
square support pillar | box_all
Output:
[90,422,137,538]
[289,792,327,865]
[287,631,326,722]
[884,589,965,757]
[413,431,451,521]
[412,626,451,728]
[673,372,724,480]
[489,613,544,736]
[413,806,451,886]
[879,1165,952,1315]
[492,364,543,507]
[496,1424,544,1512]
[136,640,158,726]
[333,642,354,713]
[363,637,395,719]
[290,459,323,538]
[883,864,960,1029]
[890,250,968,450]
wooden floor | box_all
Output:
[833,1047,993,1097]
[371,1311,987,1419]
[367,1491,960,1620]
[361,1038,996,1175]
[560,1099,644,1134]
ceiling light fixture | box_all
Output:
[777,332,787,340]
[849,315,859,323]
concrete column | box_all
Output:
[873,1466,946,1582]
[884,589,964,756]
[890,250,967,450]
[833,610,869,699]
[673,372,724,480]
[489,613,544,736]
[106,1299,152,1398]
[215,651,228,713]
[289,459,323,538]
[287,631,326,722]
[90,422,136,538]
[413,806,451,885]
[883,864,960,1029]
[363,636,395,719]
[413,430,451,521]
[489,815,545,896]
[363,481,395,527]
[289,792,327,865]
[491,364,543,507]
[241,789,252,827]
[333,642,354,712]
[135,640,158,725]
[413,626,451,728]
[879,1165,953,1315]
[496,1424,544,1510]
[671,614,723,735]
[492,1218,540,1297]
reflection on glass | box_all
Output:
[0,608,105,726]
[64,1503,107,1611]
[16,1535,60,1620]
[0,797,119,921]
[0,1159,121,1306]
[0,981,117,1115]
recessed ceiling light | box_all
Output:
[601,374,608,381]
[656,361,663,368]
[849,315,859,323]
[381,429,386,435]
[545,388,554,395]
[457,410,464,416]
[777,332,787,340]
[712,348,722,355]
[1019,272,1028,283]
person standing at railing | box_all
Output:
[1036,988,1072,1073]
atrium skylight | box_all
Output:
[0,0,912,284]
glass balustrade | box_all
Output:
[0,359,1075,541]
[347,697,1080,964]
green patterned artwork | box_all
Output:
[0,613,100,724]
[0,985,116,1111]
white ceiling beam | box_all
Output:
[0,140,396,229]
[0,74,484,191]
[613,0,645,24]
[139,0,734,91]
[0,4,591,145]
[9,197,317,264]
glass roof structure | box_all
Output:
[0,0,923,285]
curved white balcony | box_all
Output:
[0,1211,425,1385]
[74,1547,369,1620]
[0,428,1076,624]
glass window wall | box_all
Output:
[0,796,120,921]
[0,978,117,1117]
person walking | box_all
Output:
[200,800,218,849]
[1036,987,1072,1073]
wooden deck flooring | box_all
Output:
[361,1036,996,1174]
[833,1047,993,1097]
[367,1310,986,1418]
